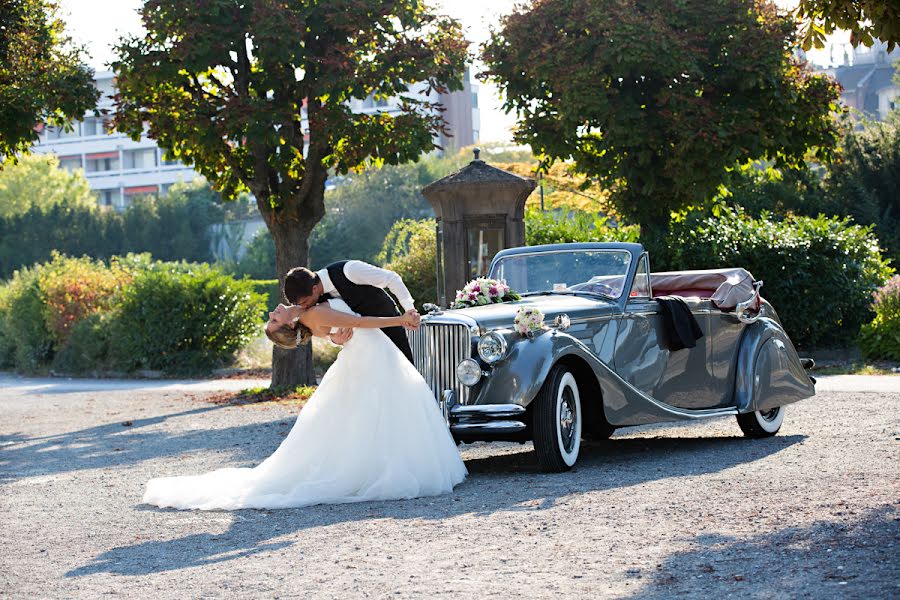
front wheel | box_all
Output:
[736,406,784,438]
[533,365,582,472]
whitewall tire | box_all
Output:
[533,366,582,472]
[736,406,785,438]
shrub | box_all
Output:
[378,219,438,310]
[229,229,276,279]
[525,208,639,246]
[667,207,894,348]
[858,276,900,361]
[52,312,114,374]
[0,268,52,371]
[107,264,265,375]
[0,254,266,375]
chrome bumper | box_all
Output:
[441,390,527,438]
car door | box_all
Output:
[614,254,719,408]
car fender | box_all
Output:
[734,317,815,413]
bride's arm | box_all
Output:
[299,305,413,330]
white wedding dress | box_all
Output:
[143,299,467,510]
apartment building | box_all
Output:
[32,69,480,210]
[32,71,200,210]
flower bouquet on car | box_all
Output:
[450,277,521,309]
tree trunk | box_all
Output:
[270,219,315,387]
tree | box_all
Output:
[0,153,94,218]
[795,0,900,52]
[481,0,841,254]
[0,0,98,160]
[113,1,468,386]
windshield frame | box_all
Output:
[489,248,634,301]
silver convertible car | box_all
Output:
[407,242,816,472]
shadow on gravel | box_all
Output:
[0,405,295,484]
[66,434,804,578]
[624,504,900,599]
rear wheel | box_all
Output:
[736,407,784,438]
[533,366,582,472]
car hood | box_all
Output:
[430,295,619,331]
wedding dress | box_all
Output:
[143,299,467,510]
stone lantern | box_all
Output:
[422,148,536,307]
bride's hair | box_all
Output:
[265,320,313,349]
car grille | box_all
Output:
[407,323,472,405]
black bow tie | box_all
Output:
[316,292,333,304]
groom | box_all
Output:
[283,260,420,364]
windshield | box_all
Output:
[490,250,632,299]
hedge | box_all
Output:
[666,207,894,349]
[0,254,265,376]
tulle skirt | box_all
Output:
[143,327,467,510]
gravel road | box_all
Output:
[1,375,897,599]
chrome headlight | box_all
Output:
[478,332,508,364]
[456,358,482,387]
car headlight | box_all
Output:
[478,332,508,364]
[456,358,482,387]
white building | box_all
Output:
[32,69,480,211]
[32,71,200,210]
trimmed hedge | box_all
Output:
[666,207,894,349]
[525,208,639,246]
[0,254,265,376]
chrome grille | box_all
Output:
[407,323,472,405]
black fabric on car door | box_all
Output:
[654,296,704,351]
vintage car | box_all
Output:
[407,242,816,472]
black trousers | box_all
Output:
[381,325,415,365]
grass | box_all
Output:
[812,362,899,376]
[205,384,317,408]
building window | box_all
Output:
[85,153,120,172]
[57,156,82,172]
[46,123,81,140]
[82,117,110,137]
[472,93,478,109]
[94,188,122,209]
[123,148,158,170]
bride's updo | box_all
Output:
[265,319,314,349]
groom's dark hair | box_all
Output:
[283,267,319,303]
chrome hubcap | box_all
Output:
[559,387,577,453]
[760,408,780,422]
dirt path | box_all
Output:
[1,378,897,599]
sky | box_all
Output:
[57,0,837,145]
[57,0,520,143]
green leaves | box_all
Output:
[113,0,468,220]
[481,0,842,235]
[794,0,900,52]
[0,0,99,160]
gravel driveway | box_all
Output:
[1,375,897,599]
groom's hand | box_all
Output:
[403,309,421,331]
[329,328,353,345]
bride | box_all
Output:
[143,298,467,510]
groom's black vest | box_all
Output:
[325,261,415,364]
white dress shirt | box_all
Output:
[316,260,415,312]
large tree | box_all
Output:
[113,0,467,386]
[0,0,98,161]
[481,0,841,253]
[794,0,900,51]
[0,153,94,217]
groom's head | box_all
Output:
[284,267,323,309]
